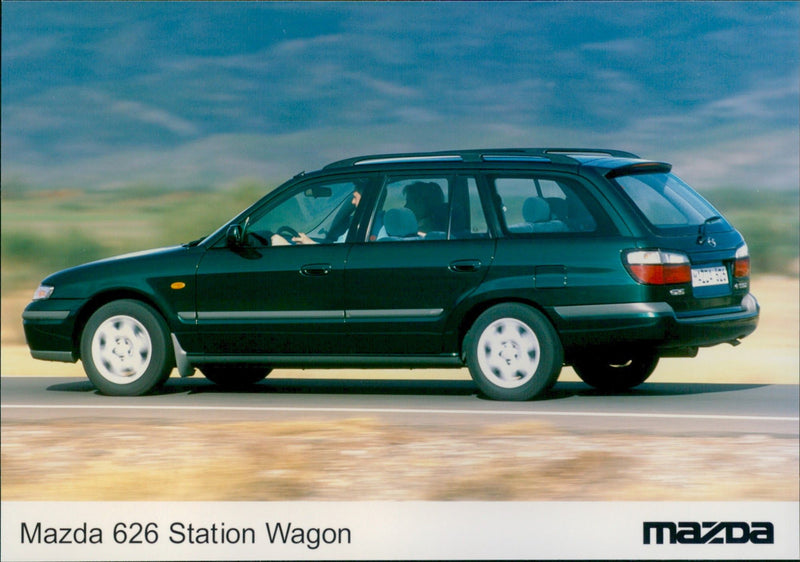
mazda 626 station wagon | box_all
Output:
[23,148,759,400]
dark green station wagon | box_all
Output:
[23,148,759,400]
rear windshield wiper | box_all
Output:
[697,215,722,244]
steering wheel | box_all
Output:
[275,225,300,243]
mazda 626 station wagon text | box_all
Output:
[23,148,759,400]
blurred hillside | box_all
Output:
[1,182,797,294]
[707,188,800,277]
[1,179,267,292]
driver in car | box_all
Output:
[270,188,362,246]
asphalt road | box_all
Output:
[2,375,797,437]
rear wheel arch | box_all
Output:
[455,297,557,360]
[572,351,659,391]
[463,301,564,400]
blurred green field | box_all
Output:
[1,180,268,291]
[1,183,797,293]
[708,188,800,276]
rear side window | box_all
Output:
[614,172,721,231]
[491,175,609,235]
[367,175,489,242]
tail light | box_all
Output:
[733,244,750,278]
[625,250,691,285]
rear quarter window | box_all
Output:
[490,175,614,236]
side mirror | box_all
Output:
[226,224,243,248]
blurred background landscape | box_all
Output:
[2,1,798,349]
[2,181,797,293]
[1,3,797,507]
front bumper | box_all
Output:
[22,300,83,363]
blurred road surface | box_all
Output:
[2,376,797,438]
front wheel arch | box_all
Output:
[79,299,175,395]
[72,290,177,361]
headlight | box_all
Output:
[32,285,55,301]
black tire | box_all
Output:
[200,365,271,388]
[80,300,173,396]
[464,303,563,401]
[572,352,659,391]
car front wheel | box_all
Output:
[465,304,563,401]
[80,300,173,396]
[572,353,659,391]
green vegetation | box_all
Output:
[2,182,797,293]
[1,179,274,291]
[704,188,800,277]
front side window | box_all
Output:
[492,175,603,235]
[244,179,365,246]
[613,172,721,231]
[367,176,489,242]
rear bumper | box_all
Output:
[553,293,759,350]
[668,293,759,347]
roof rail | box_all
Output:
[324,148,639,169]
[543,148,640,159]
[353,154,463,166]
[479,148,640,164]
[324,151,466,169]
[481,155,551,163]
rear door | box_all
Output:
[343,174,495,355]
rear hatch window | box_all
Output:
[614,171,747,307]
[613,172,729,235]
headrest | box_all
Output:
[383,208,419,238]
[522,197,551,223]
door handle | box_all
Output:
[300,264,332,277]
[449,259,482,273]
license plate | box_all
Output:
[692,266,729,287]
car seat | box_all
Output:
[525,197,568,232]
[378,208,421,240]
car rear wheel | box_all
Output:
[200,365,271,388]
[80,300,173,396]
[572,353,659,391]
[465,304,563,401]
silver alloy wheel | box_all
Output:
[476,317,540,389]
[90,314,153,384]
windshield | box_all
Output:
[613,172,722,232]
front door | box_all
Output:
[195,178,367,355]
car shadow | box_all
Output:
[172,378,479,397]
[46,379,97,393]
[544,382,771,400]
[45,377,770,400]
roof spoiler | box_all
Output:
[606,161,672,179]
